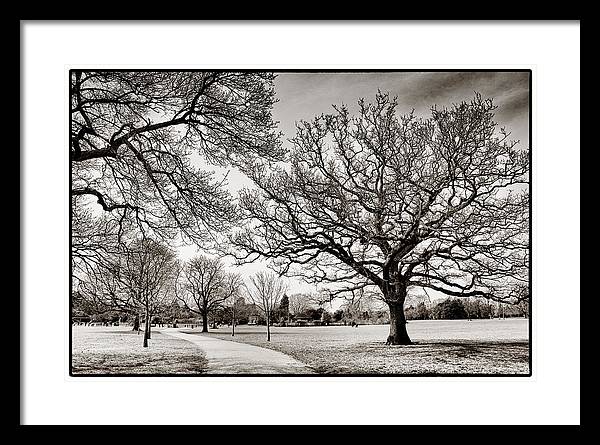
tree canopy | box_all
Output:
[71,71,283,275]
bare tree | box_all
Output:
[71,71,283,275]
[246,272,287,341]
[119,239,178,346]
[74,234,146,332]
[231,92,529,344]
[77,238,178,346]
[226,280,244,337]
[74,261,134,326]
[288,293,312,317]
[176,255,240,332]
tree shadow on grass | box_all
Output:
[72,352,208,375]
[372,340,528,356]
[90,330,143,335]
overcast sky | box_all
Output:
[182,71,531,303]
[274,71,529,146]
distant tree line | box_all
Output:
[74,286,528,333]
[405,298,529,321]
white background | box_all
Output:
[22,21,580,425]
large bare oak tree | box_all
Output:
[231,92,529,344]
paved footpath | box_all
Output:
[160,328,315,374]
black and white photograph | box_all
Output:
[70,70,531,376]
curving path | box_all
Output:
[160,328,315,374]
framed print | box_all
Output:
[21,20,580,426]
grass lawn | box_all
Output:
[201,320,530,375]
[71,326,208,375]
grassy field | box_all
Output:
[71,325,208,375]
[200,319,530,375]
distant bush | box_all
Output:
[431,299,468,320]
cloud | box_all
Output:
[274,71,530,146]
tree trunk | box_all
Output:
[386,301,412,345]
[202,312,208,332]
[143,314,149,348]
[132,314,140,332]
[232,305,235,337]
[147,317,151,339]
[266,313,271,342]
